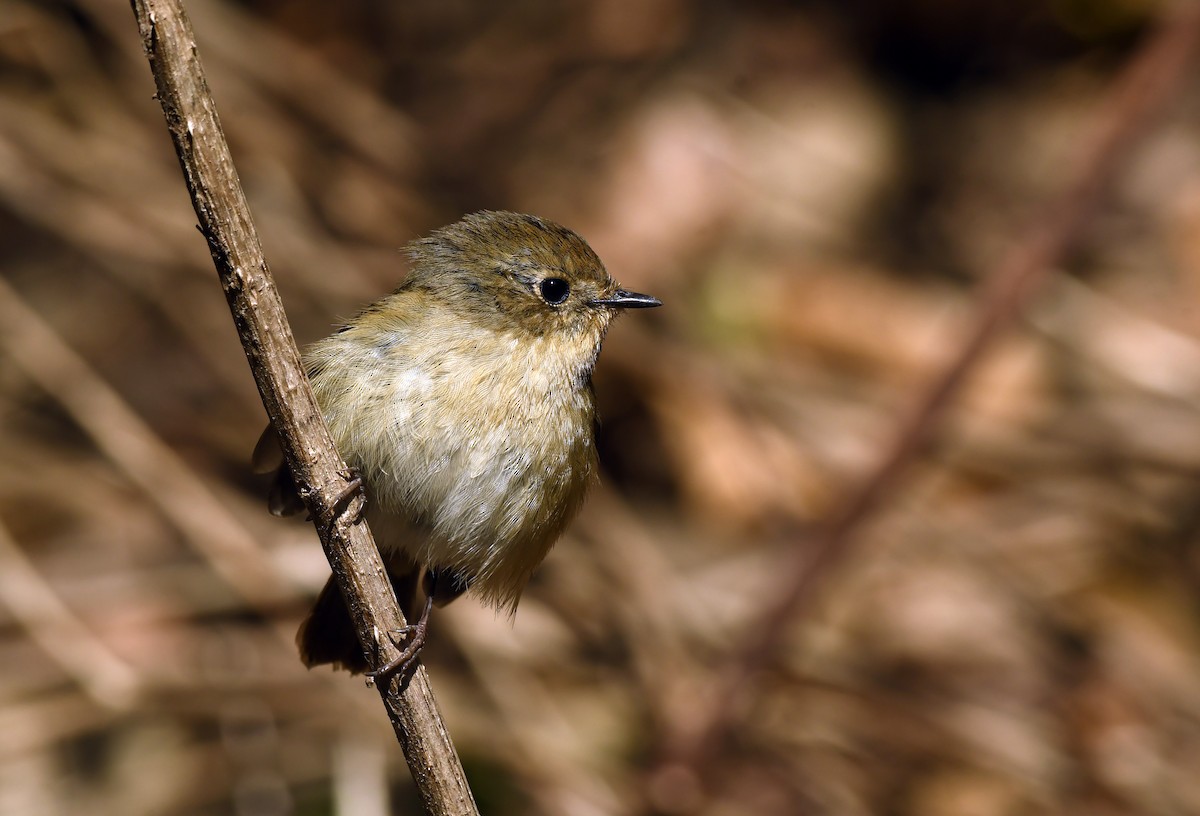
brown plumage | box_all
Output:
[255,211,660,673]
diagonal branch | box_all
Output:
[127,1,478,813]
[647,0,1200,807]
[0,511,140,710]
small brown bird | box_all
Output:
[255,211,660,674]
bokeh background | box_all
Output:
[4,1,1200,814]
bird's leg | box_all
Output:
[366,591,433,685]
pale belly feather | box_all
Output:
[317,326,598,609]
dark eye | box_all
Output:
[539,277,570,305]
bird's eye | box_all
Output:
[539,277,570,305]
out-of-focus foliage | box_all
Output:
[2,1,1200,814]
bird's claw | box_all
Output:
[365,593,433,687]
[328,469,367,526]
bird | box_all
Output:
[254,210,660,675]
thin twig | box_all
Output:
[0,268,379,717]
[127,1,478,813]
[0,273,295,611]
[647,0,1200,807]
[0,515,140,709]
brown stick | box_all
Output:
[127,2,478,813]
[648,0,1200,807]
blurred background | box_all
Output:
[3,0,1200,814]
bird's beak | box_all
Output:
[591,289,662,309]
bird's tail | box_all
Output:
[296,556,422,674]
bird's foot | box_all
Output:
[315,468,366,527]
[365,593,433,687]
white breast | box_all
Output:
[313,321,599,608]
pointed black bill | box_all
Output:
[592,289,662,309]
